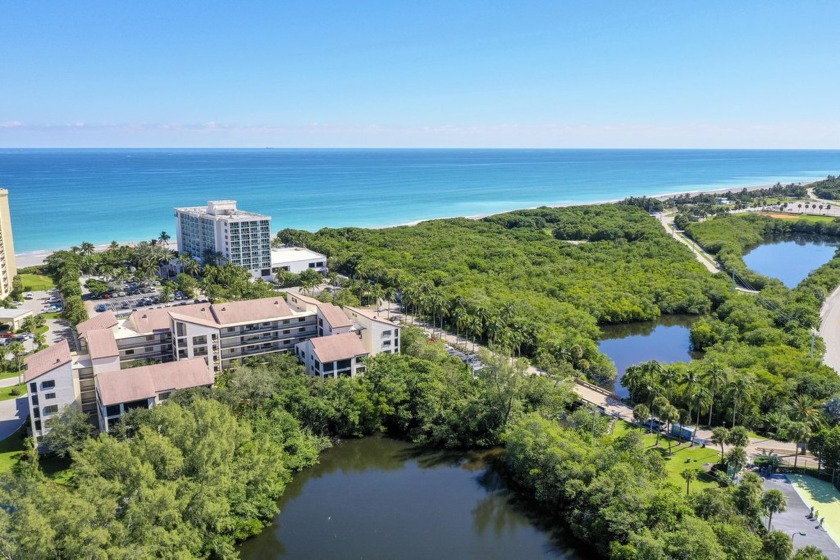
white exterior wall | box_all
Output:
[294,340,365,378]
[28,362,79,440]
[173,320,220,374]
[91,355,121,375]
[345,310,401,356]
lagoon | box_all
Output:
[743,235,839,288]
[598,315,701,398]
[239,436,587,560]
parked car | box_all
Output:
[643,418,665,431]
[24,293,33,300]
[95,304,107,312]
[0,333,13,339]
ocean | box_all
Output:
[2,148,839,255]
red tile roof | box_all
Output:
[76,311,118,337]
[318,303,354,329]
[128,307,174,334]
[310,332,367,363]
[211,297,294,325]
[96,358,213,406]
[23,340,72,383]
[86,329,119,360]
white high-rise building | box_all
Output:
[174,200,272,277]
[0,188,17,299]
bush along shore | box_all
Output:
[3,204,840,558]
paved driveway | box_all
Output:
[0,396,29,440]
[763,474,840,559]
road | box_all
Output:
[384,302,800,460]
[657,213,720,273]
[820,285,840,374]
[0,396,28,440]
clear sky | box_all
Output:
[2,1,839,148]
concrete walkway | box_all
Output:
[0,396,29,441]
[763,474,840,559]
[820,285,840,375]
[0,376,21,389]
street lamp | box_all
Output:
[791,531,806,544]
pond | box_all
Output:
[239,436,588,560]
[743,234,840,288]
[598,315,701,398]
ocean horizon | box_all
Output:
[3,148,840,256]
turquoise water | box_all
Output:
[2,149,839,254]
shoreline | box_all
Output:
[14,180,816,269]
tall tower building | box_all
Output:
[0,189,17,299]
[174,200,272,278]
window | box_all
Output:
[159,391,171,401]
[146,335,155,341]
[298,327,306,332]
[43,405,59,415]
[29,382,36,393]
[41,380,55,390]
[31,395,39,406]
[32,407,39,418]
[283,329,290,335]
[45,393,56,400]
[308,263,316,268]
[145,346,154,353]
[105,404,121,416]
[125,349,134,356]
[34,420,41,431]
[193,335,207,345]
[283,319,290,325]
[298,317,306,322]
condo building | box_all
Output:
[0,188,17,299]
[24,293,400,440]
[174,200,272,277]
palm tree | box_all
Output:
[633,404,651,430]
[786,422,811,469]
[651,395,670,445]
[467,315,482,353]
[726,446,748,473]
[761,489,787,530]
[382,286,396,319]
[763,409,790,439]
[659,366,681,401]
[702,362,729,427]
[179,254,200,277]
[452,302,468,345]
[681,468,698,496]
[726,373,754,427]
[622,360,661,405]
[711,426,729,464]
[34,332,46,350]
[79,241,95,256]
[763,530,792,560]
[791,394,824,432]
[158,231,171,246]
[689,386,712,445]
[7,341,25,372]
[661,404,680,455]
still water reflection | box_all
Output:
[239,436,588,560]
[743,234,839,288]
[598,315,701,398]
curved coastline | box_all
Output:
[13,179,815,268]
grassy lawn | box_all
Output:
[0,384,26,401]
[42,455,74,485]
[758,212,837,223]
[41,312,61,320]
[20,273,55,292]
[612,420,721,493]
[34,325,49,334]
[0,369,21,380]
[0,422,27,473]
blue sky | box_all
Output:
[1,1,839,148]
